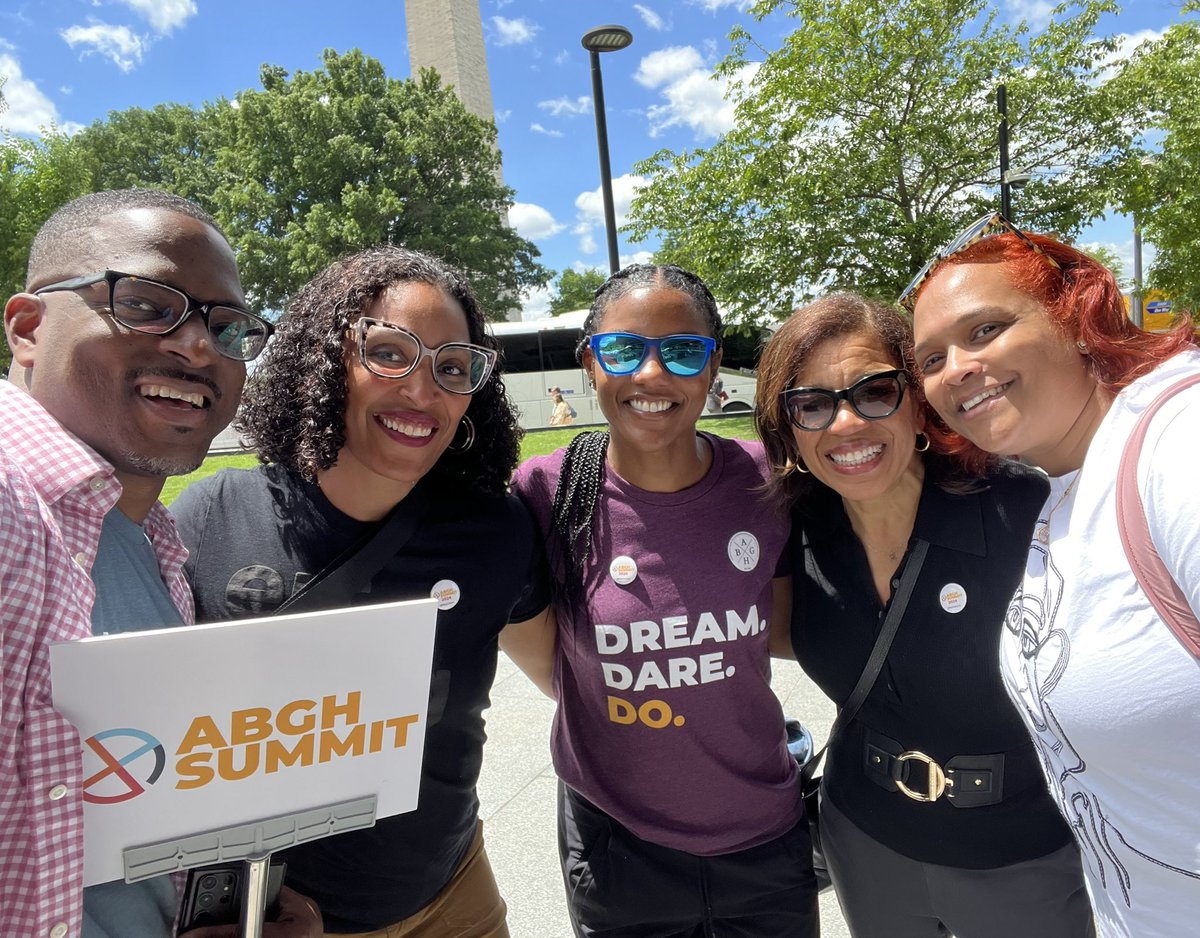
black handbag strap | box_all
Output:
[276,488,430,615]
[802,538,929,787]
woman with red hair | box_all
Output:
[909,214,1200,938]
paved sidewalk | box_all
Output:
[477,655,851,938]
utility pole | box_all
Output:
[997,84,1012,220]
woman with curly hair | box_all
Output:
[171,245,551,938]
[507,264,818,938]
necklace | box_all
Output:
[1036,472,1081,544]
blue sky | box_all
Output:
[0,0,1185,317]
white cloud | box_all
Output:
[61,22,146,72]
[508,202,565,240]
[634,46,704,88]
[684,0,753,11]
[492,16,538,46]
[635,46,758,140]
[634,4,668,31]
[1101,28,1168,73]
[538,95,590,117]
[529,122,563,138]
[0,52,79,134]
[553,49,569,66]
[573,173,648,254]
[116,0,196,34]
[1003,0,1055,29]
[494,108,511,122]
[620,250,655,268]
[520,284,553,320]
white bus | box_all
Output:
[488,310,766,430]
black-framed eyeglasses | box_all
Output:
[589,332,717,378]
[781,369,907,432]
[354,317,497,395]
[897,212,1062,312]
[33,269,273,362]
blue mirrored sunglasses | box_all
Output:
[590,332,717,378]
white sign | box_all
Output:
[50,599,438,886]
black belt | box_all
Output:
[863,730,1005,808]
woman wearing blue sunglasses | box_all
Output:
[754,293,1093,938]
[506,265,818,938]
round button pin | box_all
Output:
[610,555,638,585]
[430,579,461,611]
[727,532,760,572]
[939,582,967,614]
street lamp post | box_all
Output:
[1131,214,1144,329]
[997,84,1012,220]
[582,25,633,275]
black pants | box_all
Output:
[821,791,1096,938]
[558,782,820,938]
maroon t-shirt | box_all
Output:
[513,435,801,855]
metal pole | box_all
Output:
[239,853,271,938]
[1131,214,1144,329]
[588,49,621,275]
[997,85,1012,220]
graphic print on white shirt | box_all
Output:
[1005,541,1199,911]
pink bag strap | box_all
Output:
[1115,372,1200,658]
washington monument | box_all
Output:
[406,0,497,124]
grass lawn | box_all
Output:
[160,415,760,506]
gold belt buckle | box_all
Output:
[894,750,947,802]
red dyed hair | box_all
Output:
[925,231,1195,398]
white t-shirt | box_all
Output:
[1000,348,1200,937]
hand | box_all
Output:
[179,885,323,938]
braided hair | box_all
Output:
[548,264,722,605]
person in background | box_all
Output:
[172,245,552,938]
[909,213,1200,938]
[754,292,1093,938]
[548,386,575,426]
[0,188,318,938]
[507,264,818,938]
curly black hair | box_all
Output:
[238,245,521,496]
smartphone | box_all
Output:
[176,859,287,935]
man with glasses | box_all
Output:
[0,189,317,938]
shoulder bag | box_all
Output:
[798,538,930,891]
[1115,372,1200,658]
[276,491,430,615]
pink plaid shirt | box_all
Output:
[0,380,193,938]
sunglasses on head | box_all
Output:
[781,369,907,432]
[897,211,1061,312]
[589,332,717,378]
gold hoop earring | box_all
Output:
[448,414,475,452]
[915,432,930,453]
[1076,340,1088,354]
[795,459,810,474]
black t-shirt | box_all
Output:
[791,461,1073,869]
[171,464,549,931]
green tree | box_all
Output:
[210,50,547,318]
[549,268,606,315]
[1113,3,1200,315]
[0,131,93,370]
[66,49,549,319]
[627,0,1129,322]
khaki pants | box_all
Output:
[331,823,508,938]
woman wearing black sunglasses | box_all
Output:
[507,264,819,938]
[754,293,1093,938]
